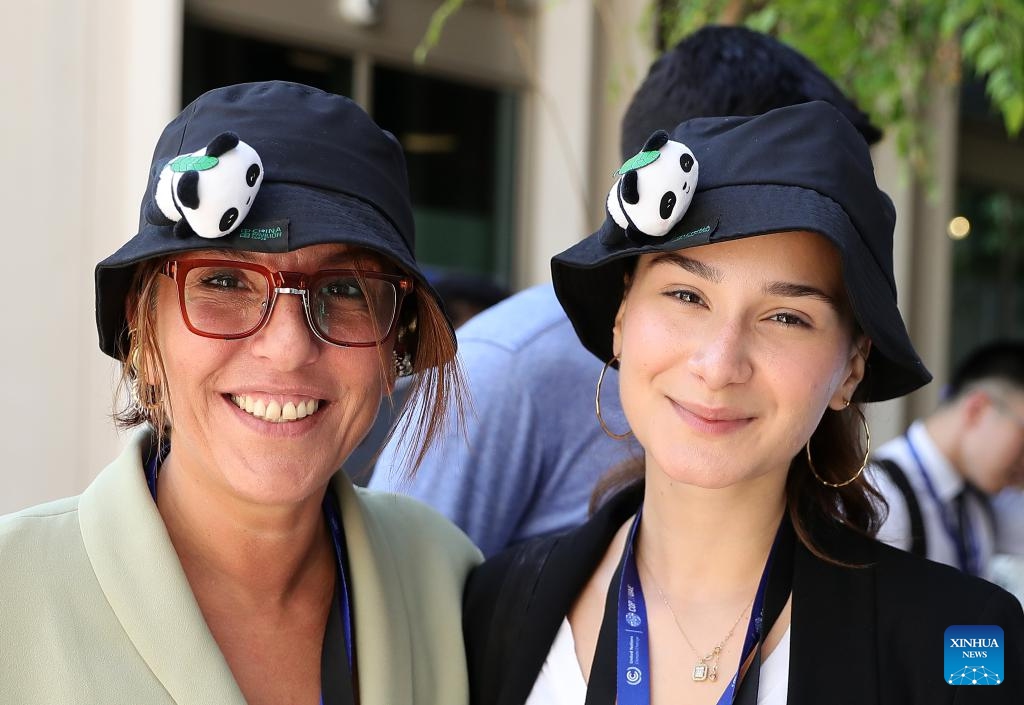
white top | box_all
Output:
[868,421,996,577]
[525,617,791,705]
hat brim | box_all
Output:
[552,184,931,402]
[96,181,454,360]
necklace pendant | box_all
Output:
[692,662,709,682]
[708,666,718,682]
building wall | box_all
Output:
[0,0,182,513]
[0,0,951,513]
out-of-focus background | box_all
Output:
[2,0,1021,513]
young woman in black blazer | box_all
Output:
[464,102,1024,705]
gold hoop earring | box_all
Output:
[807,405,870,488]
[596,356,632,440]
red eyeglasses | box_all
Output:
[160,259,413,347]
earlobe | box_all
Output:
[612,299,627,359]
[611,273,632,359]
[830,337,870,410]
[960,390,989,425]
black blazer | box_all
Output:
[464,484,1024,705]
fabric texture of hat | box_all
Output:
[552,100,930,402]
[96,80,452,361]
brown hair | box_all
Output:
[114,260,171,447]
[113,253,464,476]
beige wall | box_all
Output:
[517,0,656,285]
[868,82,959,444]
[0,0,182,514]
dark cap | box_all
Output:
[552,100,930,402]
[95,80,453,361]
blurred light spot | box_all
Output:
[948,215,971,240]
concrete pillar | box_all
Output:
[0,0,182,513]
[516,0,597,286]
[868,82,958,444]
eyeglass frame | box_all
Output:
[159,258,414,348]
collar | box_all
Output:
[78,427,418,705]
[907,420,965,502]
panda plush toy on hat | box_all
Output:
[606,130,698,246]
[151,131,264,239]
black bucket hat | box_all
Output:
[96,80,453,362]
[552,100,930,402]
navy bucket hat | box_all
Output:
[96,80,453,361]
[552,100,930,402]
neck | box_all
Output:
[155,448,336,607]
[922,409,967,480]
[637,465,787,602]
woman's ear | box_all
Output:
[830,336,871,410]
[611,273,633,359]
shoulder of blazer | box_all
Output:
[788,517,1024,705]
[464,482,643,705]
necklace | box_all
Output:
[638,552,750,683]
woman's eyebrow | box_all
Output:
[764,281,839,308]
[650,252,723,283]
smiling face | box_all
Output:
[150,243,396,508]
[611,230,868,490]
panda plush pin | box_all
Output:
[606,130,698,245]
[151,132,263,239]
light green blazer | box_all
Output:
[0,429,481,704]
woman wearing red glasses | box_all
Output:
[0,82,479,705]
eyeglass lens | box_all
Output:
[181,264,398,345]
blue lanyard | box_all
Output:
[143,449,355,703]
[322,492,355,672]
[904,435,979,575]
[615,508,778,705]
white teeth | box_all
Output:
[265,400,282,421]
[230,395,321,423]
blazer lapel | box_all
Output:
[499,485,643,705]
[787,525,879,705]
[333,475,412,705]
[79,430,247,705]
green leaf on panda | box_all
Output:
[616,149,661,175]
[170,155,220,173]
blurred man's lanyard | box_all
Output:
[905,435,979,576]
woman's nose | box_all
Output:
[249,292,321,369]
[686,319,753,390]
